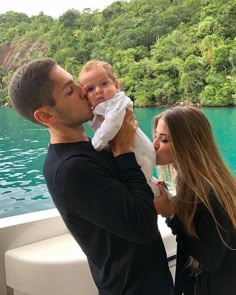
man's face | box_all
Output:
[50,65,93,126]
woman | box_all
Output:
[153,106,236,295]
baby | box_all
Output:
[79,60,160,196]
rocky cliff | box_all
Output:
[0,41,48,73]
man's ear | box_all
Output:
[34,107,54,126]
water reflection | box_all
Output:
[0,108,53,218]
[0,107,236,218]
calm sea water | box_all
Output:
[0,107,236,218]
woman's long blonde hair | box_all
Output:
[154,106,236,238]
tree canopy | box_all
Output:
[0,0,235,106]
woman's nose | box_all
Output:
[153,138,160,149]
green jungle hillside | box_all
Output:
[0,0,236,107]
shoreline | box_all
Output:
[2,103,236,108]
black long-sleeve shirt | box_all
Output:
[43,141,173,295]
[166,191,236,295]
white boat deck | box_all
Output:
[1,209,176,295]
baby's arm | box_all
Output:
[92,92,131,150]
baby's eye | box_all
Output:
[102,81,108,86]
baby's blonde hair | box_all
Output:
[79,60,117,82]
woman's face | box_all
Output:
[153,117,174,165]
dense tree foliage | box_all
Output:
[0,0,235,106]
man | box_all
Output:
[9,58,173,295]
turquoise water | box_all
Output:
[0,107,236,218]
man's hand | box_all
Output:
[110,108,137,157]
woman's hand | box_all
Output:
[110,108,137,157]
[154,183,175,217]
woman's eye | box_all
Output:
[161,138,169,143]
[160,137,169,143]
[155,135,169,143]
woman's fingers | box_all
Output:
[154,184,175,216]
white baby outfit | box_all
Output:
[88,91,160,196]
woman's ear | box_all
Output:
[34,107,54,126]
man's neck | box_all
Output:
[49,125,89,144]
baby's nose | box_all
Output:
[95,86,102,93]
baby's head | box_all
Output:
[79,60,120,108]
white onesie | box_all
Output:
[88,91,160,196]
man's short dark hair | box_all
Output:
[9,58,57,125]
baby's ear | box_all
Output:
[115,79,120,90]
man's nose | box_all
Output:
[78,84,86,99]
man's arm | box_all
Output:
[56,109,158,243]
[56,152,158,243]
